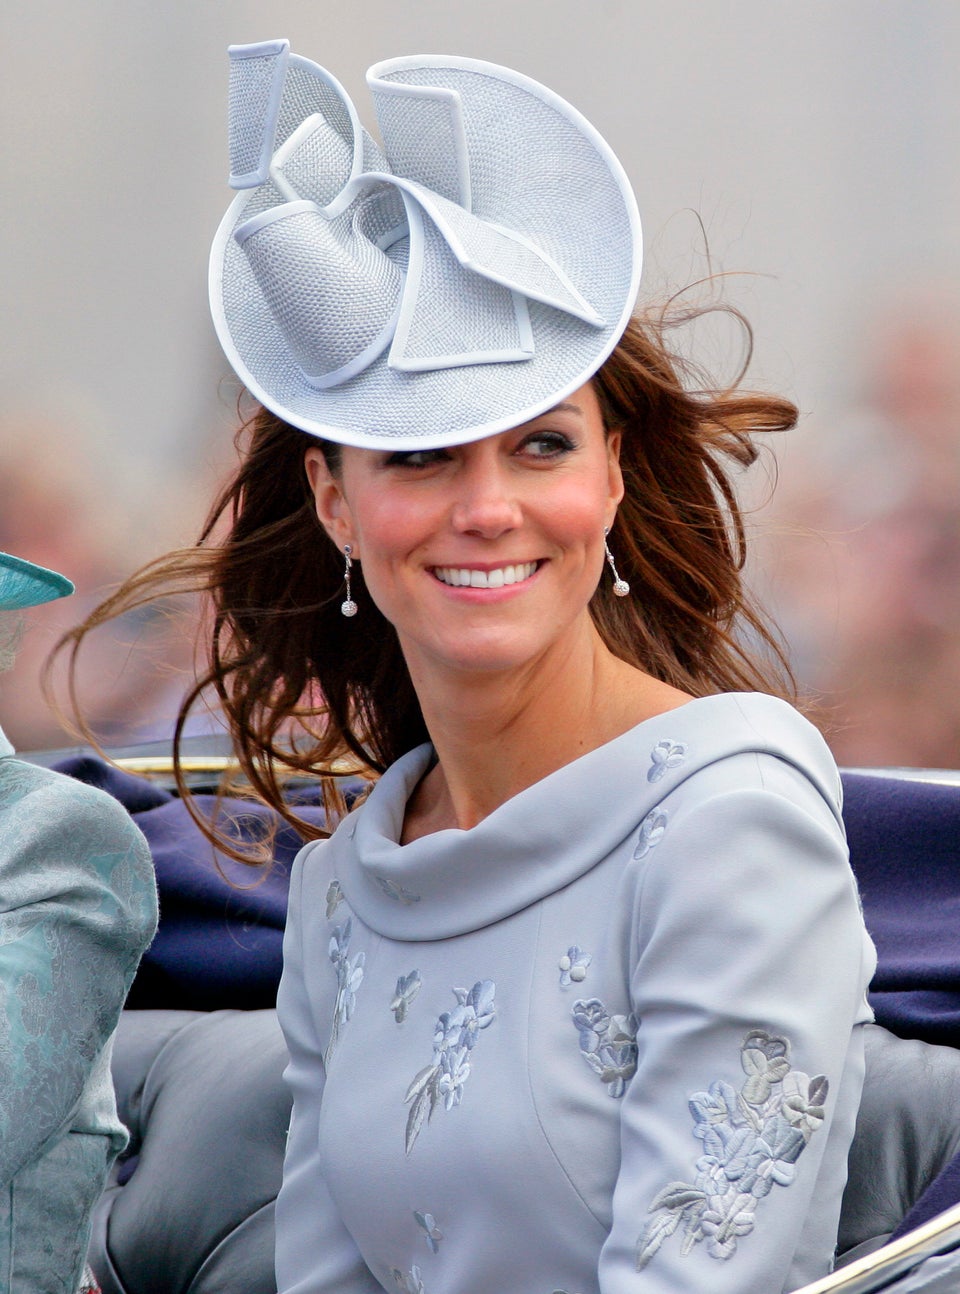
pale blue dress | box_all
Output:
[0,725,158,1292]
[276,693,877,1294]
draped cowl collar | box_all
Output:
[329,693,842,941]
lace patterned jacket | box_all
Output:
[276,693,876,1294]
[0,725,158,1292]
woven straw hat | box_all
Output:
[210,43,642,450]
[0,552,73,611]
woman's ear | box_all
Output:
[605,430,625,521]
[304,448,356,554]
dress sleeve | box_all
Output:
[600,755,874,1294]
[275,849,383,1294]
[0,767,158,1184]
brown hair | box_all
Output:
[51,308,797,857]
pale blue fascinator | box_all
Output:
[209,43,642,450]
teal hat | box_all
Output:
[0,552,74,610]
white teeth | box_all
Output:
[434,562,537,589]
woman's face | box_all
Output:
[305,381,624,680]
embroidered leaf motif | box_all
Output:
[403,980,497,1153]
[405,1085,433,1156]
[325,879,344,919]
[391,1266,425,1294]
[375,875,421,905]
[636,1207,684,1270]
[414,1210,443,1253]
[324,918,365,1064]
[650,1182,707,1212]
[391,970,422,1022]
[636,1029,830,1269]
[405,1063,440,1103]
[781,1071,828,1137]
[741,1030,790,1103]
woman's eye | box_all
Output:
[520,431,576,458]
[383,448,450,469]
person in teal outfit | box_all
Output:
[0,551,158,1292]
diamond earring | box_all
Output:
[340,544,358,617]
[604,528,630,597]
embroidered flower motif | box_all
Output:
[376,875,422,905]
[635,1030,829,1271]
[558,945,591,988]
[325,918,365,1062]
[572,998,638,1098]
[740,1029,791,1103]
[633,809,668,859]
[325,879,344,918]
[403,980,497,1153]
[647,740,687,783]
[414,1210,443,1253]
[391,970,423,1023]
[391,1266,425,1294]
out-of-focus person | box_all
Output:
[759,301,960,767]
[0,427,204,751]
[0,549,158,1291]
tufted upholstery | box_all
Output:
[88,1010,288,1294]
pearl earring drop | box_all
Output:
[603,528,630,597]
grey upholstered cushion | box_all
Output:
[838,1024,960,1265]
[87,1009,290,1294]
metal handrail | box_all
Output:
[792,1201,960,1293]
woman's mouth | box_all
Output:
[432,561,538,589]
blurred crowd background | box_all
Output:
[1,1,958,767]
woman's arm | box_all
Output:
[0,760,158,1183]
[275,848,383,1294]
[601,752,875,1294]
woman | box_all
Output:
[63,45,874,1294]
[0,550,158,1291]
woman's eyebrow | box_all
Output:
[540,401,584,418]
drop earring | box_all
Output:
[340,545,358,617]
[604,528,630,597]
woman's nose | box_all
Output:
[449,458,522,537]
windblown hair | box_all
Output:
[52,307,797,857]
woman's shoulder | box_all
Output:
[625,691,840,800]
[0,757,158,927]
[1,756,151,842]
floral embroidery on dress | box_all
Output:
[414,1210,443,1253]
[325,879,344,919]
[391,1266,425,1294]
[558,945,591,988]
[403,980,497,1153]
[633,808,668,859]
[635,1030,829,1271]
[376,874,422,905]
[648,740,687,783]
[572,998,638,1097]
[325,918,365,1062]
[392,970,423,1023]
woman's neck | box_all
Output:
[400,624,690,840]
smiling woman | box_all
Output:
[56,42,875,1294]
